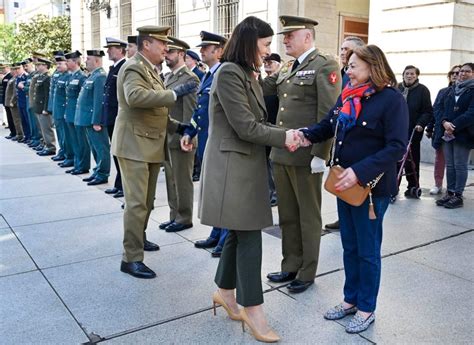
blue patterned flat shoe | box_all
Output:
[324,303,357,320]
[345,312,375,334]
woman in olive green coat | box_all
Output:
[182,17,299,343]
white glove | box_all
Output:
[310,156,326,174]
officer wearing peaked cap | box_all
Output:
[53,54,74,167]
[33,57,57,155]
[127,35,138,58]
[185,50,204,81]
[162,36,199,232]
[112,25,198,279]
[76,49,110,185]
[48,51,66,160]
[182,30,229,257]
[103,37,127,198]
[262,15,341,293]
[5,63,25,141]
[64,50,90,175]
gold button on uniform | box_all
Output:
[279,121,283,126]
[280,107,285,111]
[338,141,342,145]
[286,80,290,83]
[362,121,367,126]
[283,93,287,97]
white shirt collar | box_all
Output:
[297,47,316,64]
[113,57,126,68]
[209,62,221,75]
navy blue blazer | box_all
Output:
[440,85,474,149]
[192,66,205,81]
[103,59,126,126]
[302,86,409,197]
[185,65,221,160]
[1,72,12,105]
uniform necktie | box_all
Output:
[291,59,300,72]
[203,71,211,83]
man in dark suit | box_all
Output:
[103,37,127,198]
[181,31,229,258]
[185,50,204,81]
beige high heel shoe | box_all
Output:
[240,309,280,343]
[212,291,241,321]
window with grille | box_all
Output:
[120,0,132,39]
[159,0,176,37]
[216,0,239,39]
[91,10,101,48]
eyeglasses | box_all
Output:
[451,71,459,75]
[459,69,472,74]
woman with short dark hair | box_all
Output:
[298,45,409,333]
[182,16,299,342]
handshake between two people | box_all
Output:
[179,128,312,153]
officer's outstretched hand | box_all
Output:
[180,135,194,152]
[173,80,199,98]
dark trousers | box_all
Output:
[54,117,66,157]
[18,105,31,140]
[4,106,16,136]
[215,230,263,307]
[337,196,390,313]
[398,133,422,189]
[75,125,91,172]
[85,126,110,180]
[107,124,122,190]
[210,227,229,248]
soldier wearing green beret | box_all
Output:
[76,49,110,185]
[112,25,198,279]
[262,15,342,293]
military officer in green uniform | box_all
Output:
[163,37,199,232]
[33,58,56,156]
[262,16,341,293]
[28,51,47,151]
[112,26,198,279]
[65,51,90,175]
[52,53,74,167]
[20,58,42,148]
[76,49,110,185]
[5,63,24,141]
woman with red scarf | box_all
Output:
[298,45,408,333]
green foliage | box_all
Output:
[0,14,71,63]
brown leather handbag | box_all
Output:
[324,121,383,219]
[324,165,370,207]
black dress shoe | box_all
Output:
[105,187,119,194]
[194,237,219,249]
[71,169,89,175]
[65,168,75,174]
[38,150,56,156]
[192,174,200,182]
[165,222,193,232]
[267,271,297,283]
[34,145,44,151]
[113,190,124,198]
[82,175,96,182]
[287,279,314,293]
[5,135,13,139]
[59,161,74,167]
[52,155,65,161]
[211,246,222,257]
[144,240,160,251]
[87,178,108,186]
[325,220,340,230]
[120,261,156,279]
[159,219,175,230]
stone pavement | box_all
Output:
[0,128,473,344]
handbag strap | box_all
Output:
[329,120,339,167]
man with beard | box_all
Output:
[162,38,199,233]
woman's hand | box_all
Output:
[334,167,359,192]
[443,121,455,135]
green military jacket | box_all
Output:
[65,69,87,123]
[164,65,199,149]
[75,67,107,126]
[47,69,61,113]
[52,71,69,120]
[111,53,178,163]
[32,71,50,114]
[262,48,341,166]
[5,78,17,108]
[27,70,38,108]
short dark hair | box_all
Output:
[461,62,473,71]
[221,16,273,70]
[137,36,156,51]
[403,65,420,76]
